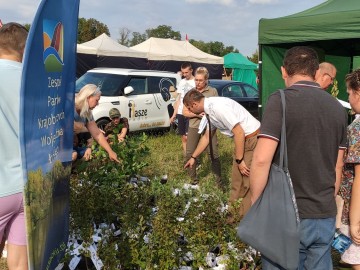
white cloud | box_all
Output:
[185,0,209,2]
[17,3,38,19]
[248,0,279,4]
[0,0,39,24]
[1,0,326,57]
[218,0,234,4]
[185,0,234,5]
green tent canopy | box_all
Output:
[258,0,360,114]
[223,52,258,88]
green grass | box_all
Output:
[142,129,234,193]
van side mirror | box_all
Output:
[124,86,134,95]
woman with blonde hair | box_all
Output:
[338,69,360,269]
[74,84,120,162]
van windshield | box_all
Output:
[76,72,127,96]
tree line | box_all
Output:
[23,18,258,60]
[78,18,242,57]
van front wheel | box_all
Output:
[96,118,110,131]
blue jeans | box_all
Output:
[73,146,87,159]
[262,217,335,270]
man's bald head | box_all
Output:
[315,62,337,90]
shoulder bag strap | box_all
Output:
[279,90,288,170]
[279,90,300,223]
[206,114,214,161]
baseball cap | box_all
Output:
[109,108,121,119]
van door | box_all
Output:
[121,76,154,131]
[147,76,176,129]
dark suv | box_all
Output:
[208,79,259,118]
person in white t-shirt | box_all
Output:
[170,62,195,156]
[183,89,260,221]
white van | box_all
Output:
[75,68,180,132]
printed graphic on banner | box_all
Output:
[43,20,64,72]
[19,0,80,269]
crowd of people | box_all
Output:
[176,49,360,269]
[0,22,126,270]
[1,19,360,270]
[72,96,128,163]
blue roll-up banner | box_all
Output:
[19,0,80,269]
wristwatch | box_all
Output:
[235,158,243,164]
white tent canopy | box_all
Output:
[130,37,224,64]
[77,33,146,58]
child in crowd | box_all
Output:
[72,132,93,161]
[104,108,129,142]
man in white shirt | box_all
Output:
[183,89,260,221]
[170,62,195,156]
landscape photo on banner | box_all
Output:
[19,0,80,269]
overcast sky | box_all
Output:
[1,0,325,57]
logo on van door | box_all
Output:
[135,109,147,117]
[153,78,176,110]
[159,78,174,102]
[128,100,135,119]
[128,100,148,120]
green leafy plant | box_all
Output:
[330,78,339,98]
[66,132,259,269]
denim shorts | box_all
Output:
[176,114,189,136]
